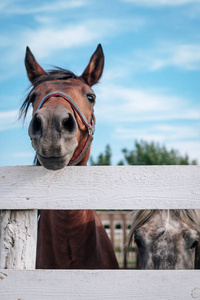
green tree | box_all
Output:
[90,144,112,165]
[119,140,197,165]
[90,141,197,166]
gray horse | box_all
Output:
[127,210,200,269]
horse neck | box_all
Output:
[37,208,120,269]
[40,209,98,235]
[37,209,103,268]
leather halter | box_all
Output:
[36,91,95,166]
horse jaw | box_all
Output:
[36,139,78,170]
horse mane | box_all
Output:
[19,68,78,119]
[126,209,200,251]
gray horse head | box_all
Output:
[127,210,200,269]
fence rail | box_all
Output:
[1,165,200,209]
[0,165,200,300]
[1,269,200,300]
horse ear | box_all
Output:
[25,47,47,83]
[81,44,104,87]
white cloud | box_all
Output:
[0,21,109,78]
[0,110,19,131]
[112,124,200,162]
[151,44,200,71]
[122,0,200,6]
[95,84,200,123]
[0,110,32,131]
[114,124,200,142]
[23,19,123,60]
[131,43,200,71]
[167,141,200,162]
[94,81,200,164]
[0,16,145,72]
[0,23,97,63]
[23,25,98,59]
[0,0,85,14]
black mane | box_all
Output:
[20,68,78,119]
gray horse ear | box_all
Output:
[81,44,104,87]
[25,47,47,83]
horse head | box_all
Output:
[127,210,200,269]
[21,45,104,170]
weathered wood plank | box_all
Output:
[0,270,200,300]
[0,166,200,299]
[0,210,37,269]
[0,166,200,209]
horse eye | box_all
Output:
[190,240,199,250]
[134,236,143,248]
[87,94,95,103]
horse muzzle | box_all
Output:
[28,106,78,170]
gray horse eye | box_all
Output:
[190,240,199,250]
[135,235,144,248]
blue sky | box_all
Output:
[0,0,200,166]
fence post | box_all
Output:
[0,210,37,269]
[122,214,127,268]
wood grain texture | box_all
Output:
[0,165,200,209]
[0,166,200,299]
[0,210,37,269]
[0,269,200,300]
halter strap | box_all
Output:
[36,91,95,166]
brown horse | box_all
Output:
[20,45,119,269]
[126,209,200,269]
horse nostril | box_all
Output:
[32,114,43,135]
[62,113,77,134]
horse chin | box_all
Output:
[36,153,73,170]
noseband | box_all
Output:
[36,91,95,166]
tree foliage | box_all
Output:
[90,144,112,166]
[90,140,197,166]
[119,140,197,165]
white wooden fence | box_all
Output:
[0,165,200,300]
